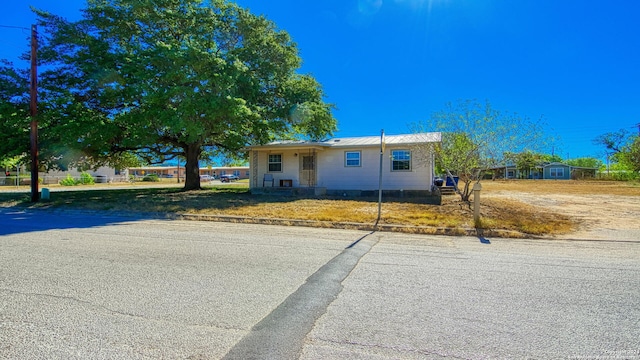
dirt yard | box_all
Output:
[481,180,640,240]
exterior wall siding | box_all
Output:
[253,150,301,187]
[250,135,440,193]
[544,165,571,180]
[321,147,433,190]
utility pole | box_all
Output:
[0,24,40,200]
[30,24,39,202]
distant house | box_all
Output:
[247,133,441,196]
[491,163,543,180]
[128,166,250,180]
[491,162,597,180]
[128,166,178,178]
[543,162,597,180]
[200,166,250,179]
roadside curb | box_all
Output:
[173,213,530,239]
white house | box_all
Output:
[40,166,123,184]
[247,132,441,196]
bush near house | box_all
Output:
[80,172,95,185]
[598,171,639,181]
[142,174,160,182]
[60,172,95,186]
[60,174,77,186]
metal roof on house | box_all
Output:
[249,132,441,150]
[323,133,441,147]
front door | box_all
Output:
[299,152,317,187]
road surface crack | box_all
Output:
[222,231,380,360]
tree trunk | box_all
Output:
[183,143,202,191]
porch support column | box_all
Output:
[252,151,258,188]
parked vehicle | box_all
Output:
[200,174,213,182]
[220,174,238,182]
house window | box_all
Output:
[233,170,240,176]
[391,150,411,171]
[245,171,250,176]
[550,167,564,178]
[345,151,361,167]
[268,154,282,172]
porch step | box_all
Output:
[252,187,326,196]
[438,186,456,195]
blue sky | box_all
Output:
[1,0,639,161]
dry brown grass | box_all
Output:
[477,197,574,235]
[204,198,469,228]
[3,178,635,237]
[480,179,640,196]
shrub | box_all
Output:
[80,172,95,185]
[597,171,640,181]
[142,174,160,182]
[60,174,77,186]
[59,172,95,186]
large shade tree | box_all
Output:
[34,0,336,189]
[0,61,29,164]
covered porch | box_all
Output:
[248,142,326,193]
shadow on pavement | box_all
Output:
[0,209,145,236]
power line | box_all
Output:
[0,25,29,31]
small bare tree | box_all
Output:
[412,99,549,202]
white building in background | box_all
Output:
[40,166,125,184]
[127,166,250,179]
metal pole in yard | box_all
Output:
[376,129,385,227]
[473,182,482,227]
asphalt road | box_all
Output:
[1,209,639,359]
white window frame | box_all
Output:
[268,154,283,172]
[550,167,564,178]
[391,149,412,171]
[345,151,361,167]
